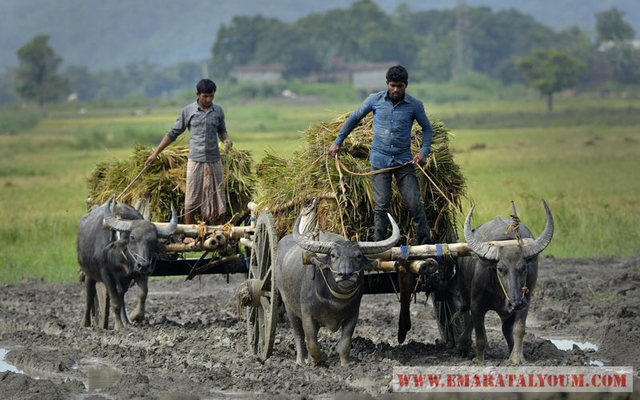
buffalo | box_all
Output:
[456,200,554,364]
[77,196,177,329]
[276,213,400,366]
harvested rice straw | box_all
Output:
[254,112,466,244]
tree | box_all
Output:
[14,35,69,106]
[516,49,585,112]
[595,8,635,44]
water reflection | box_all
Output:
[0,348,23,374]
[85,363,122,391]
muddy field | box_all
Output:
[1,254,638,399]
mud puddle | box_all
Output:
[0,348,23,374]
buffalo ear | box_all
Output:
[364,256,378,270]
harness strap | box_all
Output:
[318,267,359,300]
[496,269,529,302]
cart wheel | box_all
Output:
[245,210,279,360]
[432,287,464,348]
[91,282,110,329]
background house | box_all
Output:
[231,64,284,83]
[348,62,397,91]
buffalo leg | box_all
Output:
[83,277,96,327]
[288,311,308,365]
[337,315,358,366]
[103,275,128,329]
[472,305,488,364]
[398,271,415,344]
[501,313,516,354]
[509,311,527,364]
[302,317,326,366]
[457,310,473,357]
[98,284,110,329]
[130,277,148,323]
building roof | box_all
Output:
[232,64,285,73]
[347,61,398,72]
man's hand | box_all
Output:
[413,152,427,166]
[328,143,341,157]
[145,153,157,167]
[224,139,233,152]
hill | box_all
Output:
[1,0,638,71]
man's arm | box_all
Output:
[217,108,232,151]
[328,96,374,157]
[413,101,434,166]
[145,135,173,166]
[145,109,187,165]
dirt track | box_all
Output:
[1,254,638,399]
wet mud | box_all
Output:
[1,254,638,399]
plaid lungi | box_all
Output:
[185,159,226,221]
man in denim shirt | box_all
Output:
[146,79,232,242]
[328,65,433,245]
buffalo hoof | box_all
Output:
[398,323,410,344]
[130,310,144,323]
[509,352,525,364]
[310,351,327,367]
[456,339,472,357]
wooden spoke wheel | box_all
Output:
[245,210,279,360]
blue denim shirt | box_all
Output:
[166,101,227,162]
[334,91,433,169]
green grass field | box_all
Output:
[1,96,638,283]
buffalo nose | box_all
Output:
[135,263,152,274]
[338,273,354,281]
[509,299,527,312]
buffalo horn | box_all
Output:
[521,199,554,258]
[357,213,401,255]
[292,215,335,254]
[156,203,178,238]
[103,196,133,232]
[463,204,500,260]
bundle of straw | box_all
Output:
[87,144,255,222]
[255,112,466,244]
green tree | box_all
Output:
[517,49,585,112]
[595,8,635,44]
[14,35,69,106]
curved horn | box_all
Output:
[463,204,500,260]
[292,215,335,254]
[103,196,133,232]
[357,213,401,255]
[156,203,178,238]
[522,199,554,258]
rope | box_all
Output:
[387,270,400,301]
[334,155,408,176]
[317,267,359,300]
[496,269,529,302]
[333,153,456,211]
[325,154,348,238]
[413,161,457,211]
[505,214,523,244]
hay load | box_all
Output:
[254,113,466,243]
[87,143,255,222]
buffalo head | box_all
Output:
[464,199,554,312]
[292,213,400,294]
[103,196,177,274]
